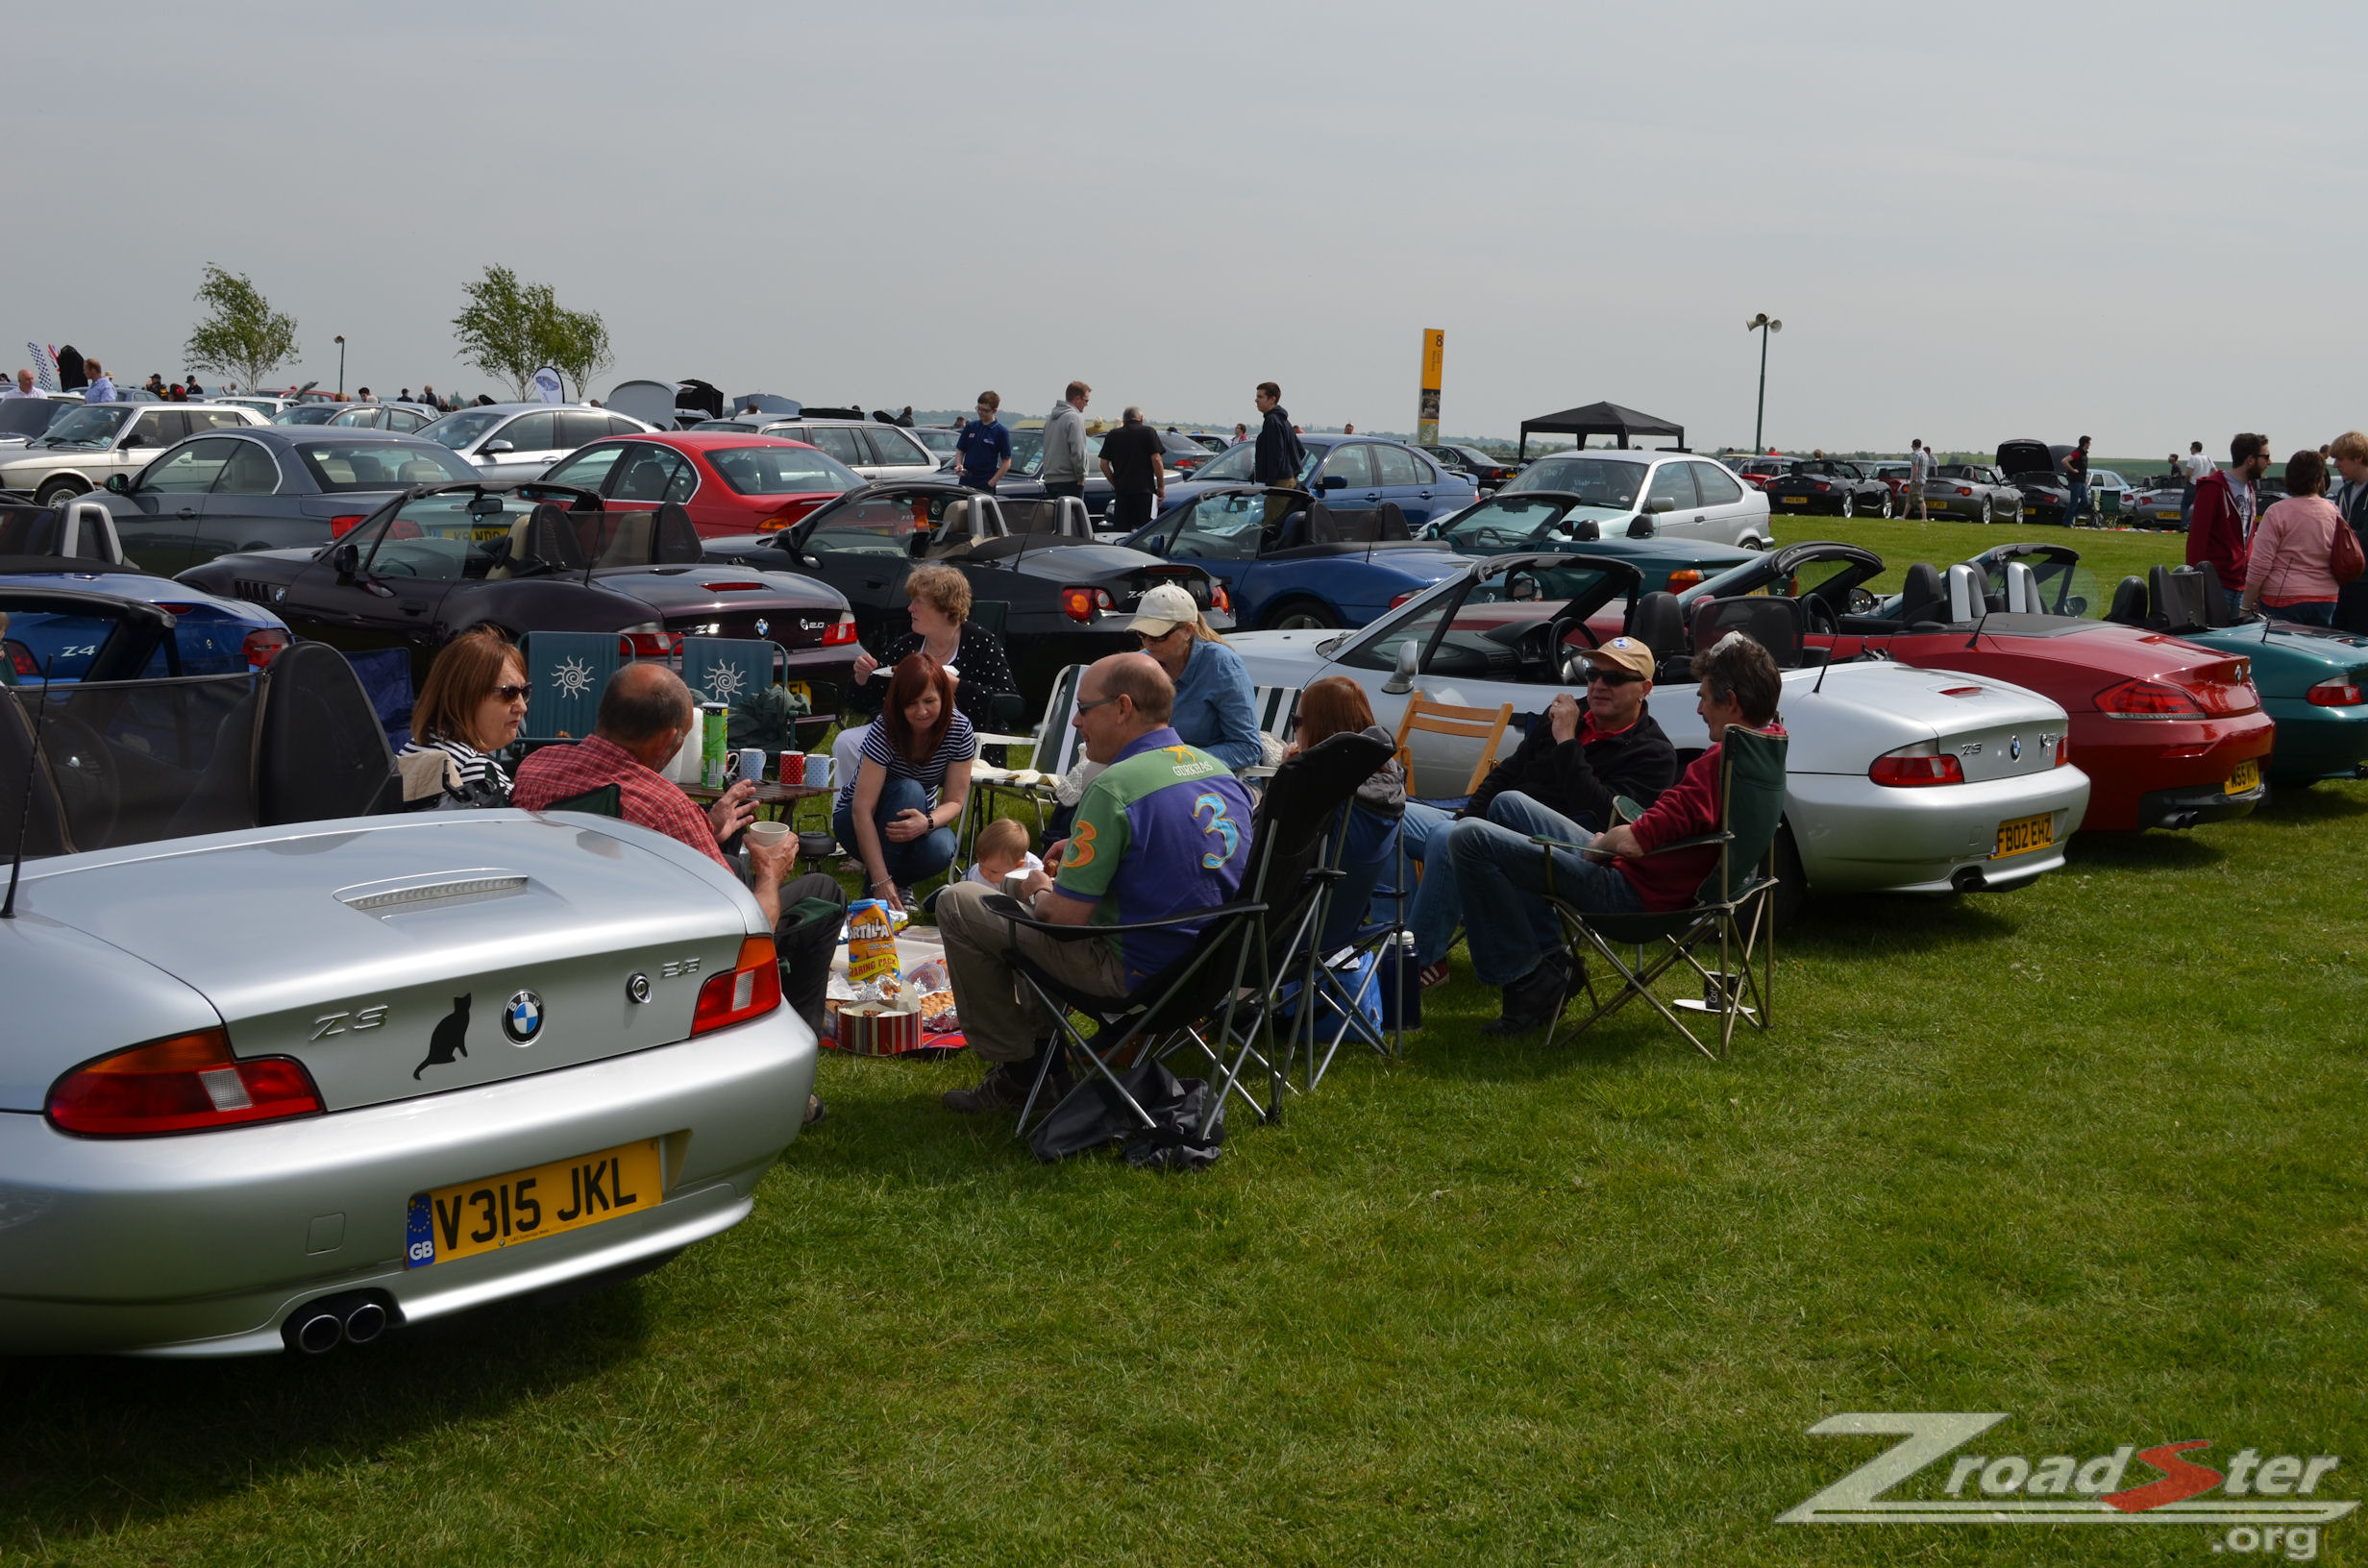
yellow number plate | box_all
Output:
[785,680,811,704]
[2226,759,2260,795]
[406,1139,662,1268]
[1782,495,1810,505]
[1993,812,2055,858]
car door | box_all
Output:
[1159,491,1270,621]
[109,436,239,575]
[1688,459,1757,546]
[189,436,293,567]
[542,440,631,499]
[790,493,927,635]
[555,410,617,463]
[111,408,186,480]
[1370,442,1439,525]
[275,500,464,663]
[861,426,934,479]
[1316,442,1380,506]
[1642,459,1701,537]
[477,410,562,481]
[806,425,876,478]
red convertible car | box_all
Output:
[1675,542,2274,831]
[538,431,862,539]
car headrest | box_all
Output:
[1003,499,1067,536]
[2190,560,2234,626]
[654,502,703,564]
[2150,564,2204,631]
[2003,560,2039,615]
[253,642,400,826]
[1944,564,1984,623]
[1689,595,1805,670]
[1630,590,1684,659]
[0,502,126,564]
[2107,575,2150,625]
[518,502,588,569]
[1899,562,1945,622]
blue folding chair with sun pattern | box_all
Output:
[680,637,777,715]
[518,630,618,750]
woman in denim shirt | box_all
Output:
[1124,581,1261,771]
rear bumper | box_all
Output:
[2074,712,2275,830]
[2135,775,2266,829]
[0,1009,813,1357]
[1784,765,2091,894]
[2261,699,2368,783]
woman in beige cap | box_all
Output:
[1125,581,1262,770]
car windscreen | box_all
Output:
[912,429,959,454]
[299,442,479,492]
[355,492,540,579]
[36,404,133,449]
[707,445,862,496]
[0,401,68,440]
[1005,428,1045,477]
[1980,554,2105,618]
[419,409,502,450]
[1496,457,1645,508]
[272,405,340,426]
[802,492,967,554]
[1439,495,1611,551]
[1186,441,1325,486]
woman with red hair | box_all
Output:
[832,653,975,911]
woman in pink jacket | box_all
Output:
[2242,449,2343,625]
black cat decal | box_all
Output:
[414,994,472,1079]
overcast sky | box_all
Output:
[7,2,2359,455]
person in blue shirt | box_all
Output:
[82,359,116,404]
[954,390,1011,491]
[1127,581,1261,772]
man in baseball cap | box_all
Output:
[1123,581,1262,771]
[1394,628,1680,1014]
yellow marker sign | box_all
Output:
[1418,328,1444,446]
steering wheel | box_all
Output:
[1801,595,1839,634]
[1469,526,1529,550]
[32,706,119,847]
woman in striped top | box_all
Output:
[397,627,529,806]
[833,652,974,911]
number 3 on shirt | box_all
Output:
[1192,792,1240,870]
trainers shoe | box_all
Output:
[941,1061,1028,1114]
[1418,961,1451,991]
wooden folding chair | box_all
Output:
[1392,692,1512,810]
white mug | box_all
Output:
[803,753,833,788]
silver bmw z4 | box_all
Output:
[0,812,815,1358]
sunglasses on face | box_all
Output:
[1584,668,1641,687]
[492,683,531,702]
[1074,694,1122,715]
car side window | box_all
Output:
[809,427,870,466]
[211,439,282,495]
[329,407,377,428]
[126,410,183,450]
[1646,462,1697,509]
[545,442,628,494]
[1372,444,1424,487]
[1165,493,1264,560]
[605,416,643,438]
[611,445,694,502]
[1690,462,1743,504]
[498,412,558,451]
[187,408,248,432]
[863,428,926,467]
[1320,444,1376,488]
[555,412,612,450]
[138,437,241,494]
[385,408,429,433]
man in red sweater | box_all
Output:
[1448,632,1785,1035]
[2188,432,2270,618]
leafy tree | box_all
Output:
[544,306,613,403]
[451,265,554,402]
[183,265,299,392]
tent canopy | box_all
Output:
[1517,400,1684,456]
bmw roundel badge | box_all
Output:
[2010,735,2022,761]
[502,990,544,1045]
[754,617,769,638]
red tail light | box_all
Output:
[1061,586,1113,622]
[2307,678,2367,707]
[1210,584,1232,615]
[8,640,37,678]
[1388,592,1416,610]
[2096,677,2206,718]
[619,631,679,657]
[691,936,781,1036]
[48,1028,322,1138]
[2055,733,2071,766]
[328,514,367,538]
[1868,742,1965,787]
[241,627,290,668]
[706,580,766,592]
[821,613,859,647]
[1665,570,1705,592]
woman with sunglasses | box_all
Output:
[398,627,530,807]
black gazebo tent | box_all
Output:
[1517,400,1684,458]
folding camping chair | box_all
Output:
[964,661,1086,848]
[517,630,618,749]
[981,729,1392,1140]
[1393,693,1512,811]
[1277,793,1416,1090]
[1529,724,1787,1060]
[681,635,774,715]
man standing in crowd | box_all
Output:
[1449,633,1785,1037]
[1903,438,1934,521]
[1253,380,1304,527]
[955,391,1011,492]
[83,361,115,404]
[2,370,37,400]
[932,651,1253,1114]
[2182,440,2213,530]
[2190,433,2269,618]
[1232,423,1248,445]
[1042,380,1091,502]
[1098,404,1167,536]
[2061,435,2091,525]
[418,384,440,411]
[184,374,203,397]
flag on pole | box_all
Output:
[29,344,56,392]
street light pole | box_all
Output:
[334,335,346,398]
[1745,313,1782,453]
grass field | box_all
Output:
[8,516,2362,1567]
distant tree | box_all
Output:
[452,265,554,402]
[543,306,612,402]
[183,265,299,392]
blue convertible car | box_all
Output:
[1120,485,1468,630]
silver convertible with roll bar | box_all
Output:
[1221,552,2093,910]
[0,583,817,1357]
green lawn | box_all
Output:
[6,523,2362,1567]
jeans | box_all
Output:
[1449,815,1643,986]
[2227,589,2249,621]
[1109,490,1157,536]
[1320,805,1400,952]
[1043,479,1085,501]
[1402,794,1578,968]
[2065,482,2088,524]
[832,772,955,891]
[2181,483,2196,529]
[2266,600,2337,626]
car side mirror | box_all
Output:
[1320,475,1347,491]
[121,432,146,449]
[1647,497,1675,513]
[481,439,514,455]
[104,472,132,494]
[1568,517,1601,542]
[333,542,360,578]
[1383,636,1421,695]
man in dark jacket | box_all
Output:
[1253,380,1305,528]
[1400,635,1678,983]
[2189,432,2269,617]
